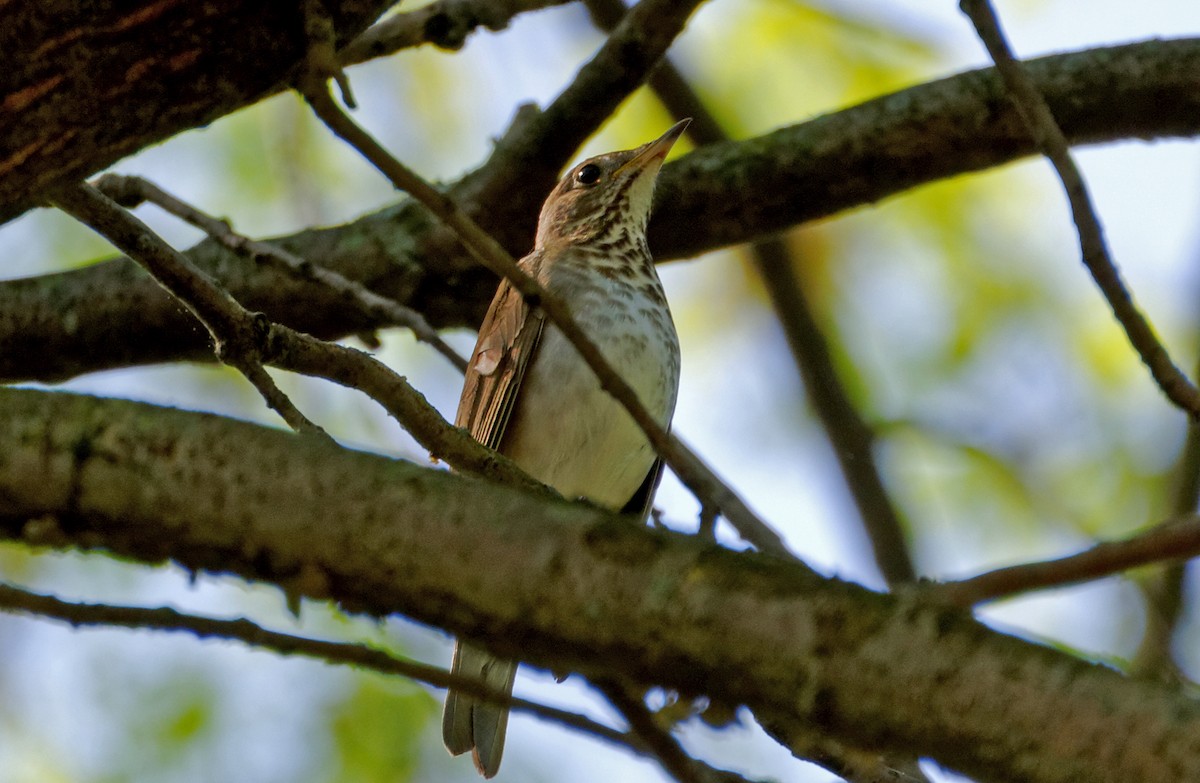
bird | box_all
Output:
[441,119,689,778]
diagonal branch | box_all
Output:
[48,182,330,439]
[264,326,550,494]
[598,681,753,783]
[449,0,717,255]
[749,244,915,584]
[961,0,1200,418]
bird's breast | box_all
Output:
[500,267,680,510]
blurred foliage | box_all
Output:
[1,1,1199,782]
[324,678,436,783]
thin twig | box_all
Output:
[931,514,1200,607]
[92,173,468,373]
[1132,351,1200,679]
[600,682,720,783]
[48,183,330,440]
[1133,551,1189,683]
[0,581,638,753]
[297,39,793,559]
[340,0,573,64]
[641,89,924,770]
[579,8,924,778]
[960,0,1200,418]
[586,0,915,584]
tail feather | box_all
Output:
[443,641,518,778]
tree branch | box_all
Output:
[932,514,1200,607]
[4,40,1199,384]
[1131,354,1200,679]
[961,1,1200,418]
[756,712,931,783]
[0,580,638,753]
[261,324,550,494]
[599,681,751,783]
[3,387,1200,782]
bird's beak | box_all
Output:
[619,118,692,175]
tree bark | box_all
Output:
[1,386,1198,783]
[0,0,396,223]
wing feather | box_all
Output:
[455,274,546,451]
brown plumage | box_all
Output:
[442,121,689,778]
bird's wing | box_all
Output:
[446,271,544,778]
[455,275,546,448]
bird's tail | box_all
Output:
[443,641,518,778]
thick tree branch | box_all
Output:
[3,40,1199,384]
[3,387,1200,783]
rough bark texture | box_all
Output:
[0,0,395,223]
[3,39,1199,383]
[2,386,1199,783]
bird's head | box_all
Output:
[534,119,690,252]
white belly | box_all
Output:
[501,276,679,510]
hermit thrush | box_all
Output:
[441,120,689,777]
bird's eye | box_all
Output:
[575,164,602,186]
